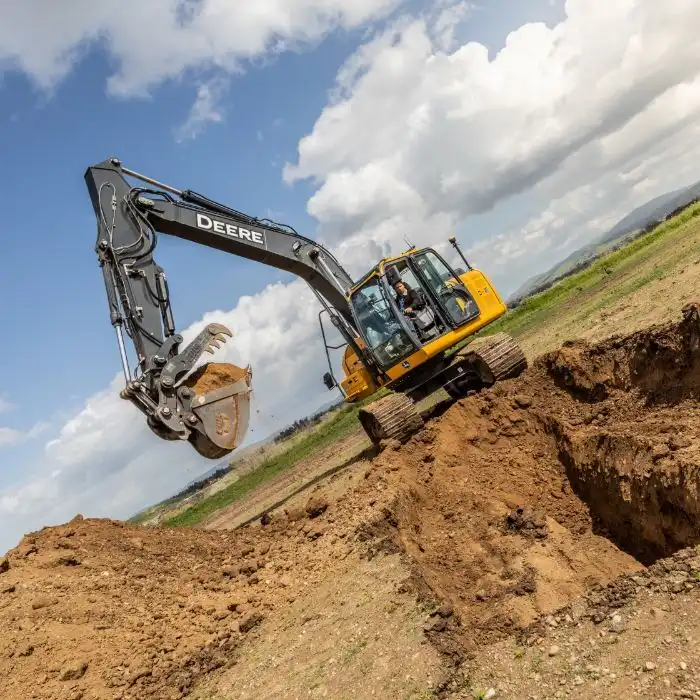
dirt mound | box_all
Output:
[3,313,700,699]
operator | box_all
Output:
[393,280,427,317]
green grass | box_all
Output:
[165,389,388,527]
[474,201,700,341]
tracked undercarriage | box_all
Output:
[357,332,527,445]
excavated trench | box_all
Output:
[368,312,700,657]
[542,317,700,564]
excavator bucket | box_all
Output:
[182,362,253,459]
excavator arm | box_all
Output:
[85,157,362,459]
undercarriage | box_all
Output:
[357,332,527,445]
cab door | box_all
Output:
[411,249,480,327]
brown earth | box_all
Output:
[183,362,251,395]
[4,312,700,699]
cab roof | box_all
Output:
[347,246,420,296]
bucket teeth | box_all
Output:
[207,323,232,338]
[202,324,233,355]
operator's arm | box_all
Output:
[405,288,427,313]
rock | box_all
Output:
[53,554,80,567]
[305,496,329,519]
[285,507,306,523]
[569,600,586,622]
[307,526,326,541]
[644,661,657,672]
[669,435,692,451]
[573,676,584,686]
[239,612,264,634]
[380,438,402,452]
[260,512,272,526]
[60,660,88,681]
[425,617,447,633]
[652,444,670,462]
[0,558,9,574]
[32,597,57,610]
[548,645,561,657]
[485,688,498,699]
[1,583,15,594]
[436,603,454,618]
[18,644,34,657]
[514,395,532,409]
[609,615,628,634]
[506,506,548,539]
[680,661,688,671]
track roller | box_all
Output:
[358,393,424,446]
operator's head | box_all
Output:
[394,280,408,296]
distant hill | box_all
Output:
[510,178,700,304]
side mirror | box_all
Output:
[322,372,335,390]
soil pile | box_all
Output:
[365,312,700,661]
[3,313,700,699]
[183,362,251,396]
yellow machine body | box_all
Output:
[340,261,508,402]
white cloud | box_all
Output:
[0,279,343,552]
[284,0,700,290]
[0,421,47,448]
[174,78,228,142]
[0,0,403,97]
[0,428,23,447]
[0,395,15,414]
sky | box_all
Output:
[1,0,700,553]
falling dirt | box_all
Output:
[183,362,251,396]
[4,312,700,699]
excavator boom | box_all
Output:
[85,157,362,459]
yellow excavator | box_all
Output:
[85,157,527,458]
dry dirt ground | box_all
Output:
[4,310,700,699]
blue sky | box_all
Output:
[1,0,699,553]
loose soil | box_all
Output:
[183,362,251,396]
[4,311,700,699]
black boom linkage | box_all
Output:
[85,157,363,453]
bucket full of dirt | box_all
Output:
[183,362,253,459]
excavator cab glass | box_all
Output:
[380,249,480,347]
[350,277,416,367]
[410,250,480,325]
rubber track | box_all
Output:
[464,332,528,381]
[358,393,423,445]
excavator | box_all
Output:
[85,157,527,459]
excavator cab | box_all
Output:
[348,247,481,369]
[343,242,527,445]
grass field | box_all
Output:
[151,202,700,529]
[478,201,700,341]
[165,390,386,527]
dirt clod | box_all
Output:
[239,612,264,634]
[305,495,329,518]
[60,661,88,681]
[505,506,548,539]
